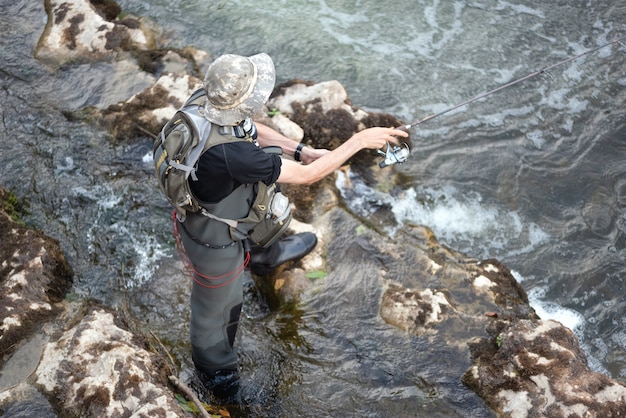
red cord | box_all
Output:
[172,210,249,288]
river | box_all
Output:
[1,0,625,416]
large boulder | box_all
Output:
[0,189,73,364]
[35,0,156,66]
[464,319,626,417]
[35,305,181,417]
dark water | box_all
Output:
[1,0,625,416]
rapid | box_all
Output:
[1,0,625,416]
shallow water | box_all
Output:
[1,0,626,416]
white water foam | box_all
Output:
[512,270,610,375]
[336,170,549,259]
[390,184,548,259]
[71,183,168,289]
[516,275,585,332]
[142,151,153,164]
[109,222,169,289]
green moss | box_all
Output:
[0,189,27,224]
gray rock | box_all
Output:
[36,305,181,417]
[463,319,626,417]
[36,0,155,66]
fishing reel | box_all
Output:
[377,142,410,168]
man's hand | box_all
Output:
[300,147,330,165]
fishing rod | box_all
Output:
[378,35,626,168]
[403,35,626,130]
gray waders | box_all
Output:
[176,183,257,376]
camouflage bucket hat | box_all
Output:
[202,53,276,126]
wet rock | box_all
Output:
[376,229,538,333]
[266,113,305,142]
[35,305,181,417]
[463,319,626,417]
[36,0,156,66]
[268,79,365,150]
[266,79,410,178]
[0,188,73,365]
[99,72,202,141]
[0,382,57,417]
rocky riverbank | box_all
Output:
[1,0,625,416]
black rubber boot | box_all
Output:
[248,232,317,274]
[198,368,241,406]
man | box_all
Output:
[167,52,408,403]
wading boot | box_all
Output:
[198,368,241,406]
[248,232,317,274]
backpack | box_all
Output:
[153,93,292,247]
[153,108,211,216]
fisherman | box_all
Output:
[167,52,408,403]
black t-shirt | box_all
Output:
[190,140,282,204]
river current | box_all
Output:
[1,0,625,416]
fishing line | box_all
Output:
[401,35,626,131]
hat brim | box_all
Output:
[203,53,275,126]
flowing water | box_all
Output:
[1,0,626,416]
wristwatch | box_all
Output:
[294,142,305,162]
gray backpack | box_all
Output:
[154,108,212,216]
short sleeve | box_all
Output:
[191,141,282,203]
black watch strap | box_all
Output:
[294,142,305,162]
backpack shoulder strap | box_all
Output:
[183,88,207,107]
